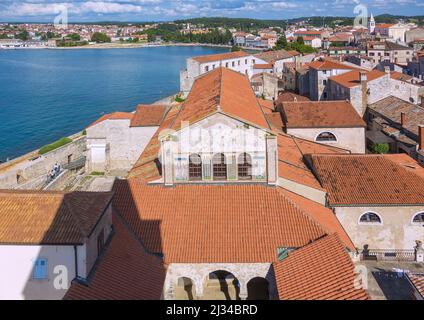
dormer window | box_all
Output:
[213,153,227,181]
[238,153,252,180]
[189,154,202,181]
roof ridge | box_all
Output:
[275,187,328,240]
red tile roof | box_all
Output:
[0,190,113,245]
[253,63,273,69]
[112,181,330,264]
[281,101,366,128]
[274,233,369,300]
[191,51,250,64]
[64,213,166,300]
[330,69,386,88]
[171,67,269,130]
[128,104,181,180]
[277,134,349,190]
[88,112,133,128]
[407,273,424,299]
[309,154,424,206]
[280,190,355,251]
[308,59,356,71]
[130,105,166,127]
[390,71,413,82]
[277,91,310,103]
[254,49,298,64]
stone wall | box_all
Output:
[287,127,366,154]
[334,205,424,251]
[86,119,158,174]
[163,263,278,300]
[0,136,86,189]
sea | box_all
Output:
[0,46,228,161]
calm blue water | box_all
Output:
[0,46,227,161]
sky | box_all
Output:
[0,0,423,22]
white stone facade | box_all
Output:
[287,127,366,154]
[180,55,256,94]
[334,206,424,252]
[86,119,158,173]
[0,205,113,300]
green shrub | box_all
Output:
[82,130,87,136]
[39,137,72,155]
[372,143,390,154]
[175,95,185,103]
[90,171,105,176]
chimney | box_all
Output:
[419,125,424,151]
[401,112,407,128]
[360,71,368,116]
[360,70,367,82]
[266,135,278,186]
[384,66,391,74]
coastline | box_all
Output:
[1,42,263,51]
[0,92,178,167]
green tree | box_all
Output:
[91,32,111,43]
[372,143,390,154]
[296,36,305,45]
[16,30,29,41]
[67,33,81,41]
[0,33,9,39]
[231,45,241,52]
[274,34,288,50]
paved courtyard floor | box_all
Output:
[357,261,424,300]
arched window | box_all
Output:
[238,153,252,180]
[213,153,227,180]
[188,154,202,181]
[412,212,424,223]
[359,212,382,224]
[316,132,337,142]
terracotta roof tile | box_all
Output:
[280,189,355,251]
[330,69,386,88]
[88,112,133,128]
[171,67,269,130]
[281,101,366,128]
[65,213,166,300]
[309,154,424,205]
[407,273,424,299]
[253,63,273,69]
[254,49,298,64]
[112,181,329,264]
[0,190,113,245]
[128,105,181,181]
[191,51,249,64]
[131,105,166,127]
[277,134,349,190]
[368,96,424,141]
[308,60,356,71]
[276,91,310,103]
[390,71,413,82]
[274,234,369,300]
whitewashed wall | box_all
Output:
[287,127,366,154]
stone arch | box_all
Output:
[204,270,241,300]
[212,153,227,181]
[238,152,252,180]
[247,277,270,300]
[175,277,197,300]
[188,153,202,181]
